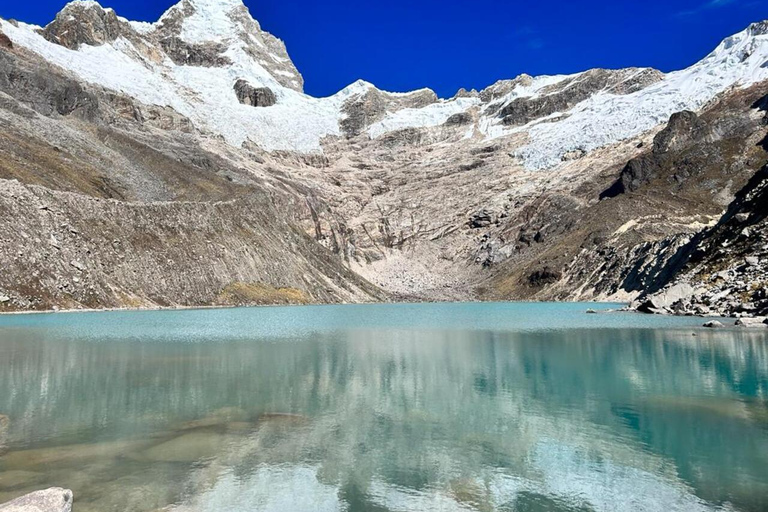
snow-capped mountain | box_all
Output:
[3,0,768,166]
[0,0,766,315]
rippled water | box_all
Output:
[0,303,766,512]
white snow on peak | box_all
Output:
[60,0,104,10]
[512,23,768,169]
[2,3,768,162]
[157,0,252,44]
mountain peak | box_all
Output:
[158,0,256,44]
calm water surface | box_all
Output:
[0,303,766,512]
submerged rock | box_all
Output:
[703,320,724,328]
[0,488,72,512]
[0,439,153,469]
[0,471,46,491]
[140,432,226,462]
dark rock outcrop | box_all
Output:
[469,209,493,228]
[234,80,276,107]
[340,89,389,137]
[652,110,707,154]
[528,267,562,287]
[444,112,472,126]
[0,30,12,50]
[160,37,232,67]
[0,50,100,120]
[601,102,762,199]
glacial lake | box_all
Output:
[0,302,766,512]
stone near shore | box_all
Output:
[0,488,72,512]
[637,283,694,314]
[703,320,724,328]
[735,317,767,327]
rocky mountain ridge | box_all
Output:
[0,0,766,315]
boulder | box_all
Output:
[234,80,276,107]
[735,317,767,327]
[469,210,493,229]
[703,320,724,328]
[637,283,694,313]
[0,488,73,512]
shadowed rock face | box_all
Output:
[234,79,276,107]
[652,110,708,154]
[638,164,768,316]
[0,29,12,49]
[42,2,125,49]
[160,37,232,67]
[483,84,768,305]
[0,488,73,512]
[444,112,472,126]
[601,107,754,198]
[0,50,100,120]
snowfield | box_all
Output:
[2,0,768,166]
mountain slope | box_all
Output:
[0,0,767,313]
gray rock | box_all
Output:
[703,320,724,328]
[561,148,586,161]
[586,308,598,314]
[652,110,706,154]
[42,1,124,49]
[745,256,759,266]
[642,283,695,312]
[233,80,276,107]
[160,37,231,67]
[735,317,767,327]
[469,210,493,229]
[444,112,472,126]
[0,488,72,512]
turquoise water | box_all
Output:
[0,302,766,511]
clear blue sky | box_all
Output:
[1,0,766,97]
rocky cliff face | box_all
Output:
[0,0,766,313]
[637,164,768,317]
